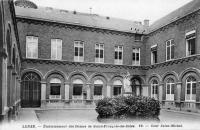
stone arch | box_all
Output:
[21,68,43,80]
[179,68,200,81]
[89,72,108,83]
[147,73,162,84]
[44,69,67,82]
[68,71,88,82]
[162,71,179,82]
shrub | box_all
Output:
[95,95,161,121]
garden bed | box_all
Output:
[95,96,160,122]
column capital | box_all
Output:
[64,82,70,85]
[86,83,92,85]
[41,81,47,84]
[176,82,182,85]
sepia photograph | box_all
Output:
[0,0,200,129]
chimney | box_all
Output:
[144,19,149,27]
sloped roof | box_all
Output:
[150,0,200,33]
[15,6,148,34]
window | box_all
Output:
[95,44,104,63]
[166,39,175,61]
[114,46,123,65]
[186,30,196,56]
[132,48,140,66]
[113,80,123,96]
[94,85,103,96]
[135,34,142,41]
[51,39,62,60]
[151,45,157,64]
[26,36,38,58]
[94,80,103,96]
[74,41,84,62]
[151,80,158,100]
[185,76,196,101]
[113,86,122,96]
[166,78,175,100]
[73,85,82,95]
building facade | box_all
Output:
[13,0,200,113]
[0,0,21,123]
[1,0,200,123]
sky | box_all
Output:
[29,0,193,24]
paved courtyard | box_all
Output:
[34,109,200,129]
[5,108,200,130]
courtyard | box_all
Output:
[9,108,200,130]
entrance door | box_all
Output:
[21,72,41,107]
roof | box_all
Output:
[15,6,148,34]
[150,0,200,33]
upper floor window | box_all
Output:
[151,45,157,64]
[74,41,84,62]
[185,76,196,101]
[166,78,175,101]
[51,39,62,60]
[132,48,140,66]
[95,43,104,63]
[114,46,123,65]
[166,39,175,61]
[135,34,142,41]
[26,36,38,58]
[186,30,196,56]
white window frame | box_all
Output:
[166,79,175,101]
[186,30,196,57]
[95,43,104,63]
[114,46,123,65]
[185,77,196,102]
[151,80,158,100]
[151,44,157,65]
[51,39,62,60]
[166,39,175,61]
[26,36,38,59]
[74,41,84,62]
[132,48,140,66]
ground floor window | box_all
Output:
[151,80,158,100]
[94,85,103,96]
[73,84,83,95]
[113,86,122,96]
[186,76,196,101]
[49,78,61,99]
[166,78,175,101]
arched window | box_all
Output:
[151,80,158,100]
[93,79,104,100]
[49,78,61,99]
[113,80,123,96]
[166,78,175,100]
[186,76,196,101]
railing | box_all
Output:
[93,95,104,100]
[162,100,199,112]
[72,95,84,103]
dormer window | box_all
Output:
[135,34,142,41]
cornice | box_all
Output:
[16,17,138,37]
[22,54,200,71]
[22,58,142,70]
